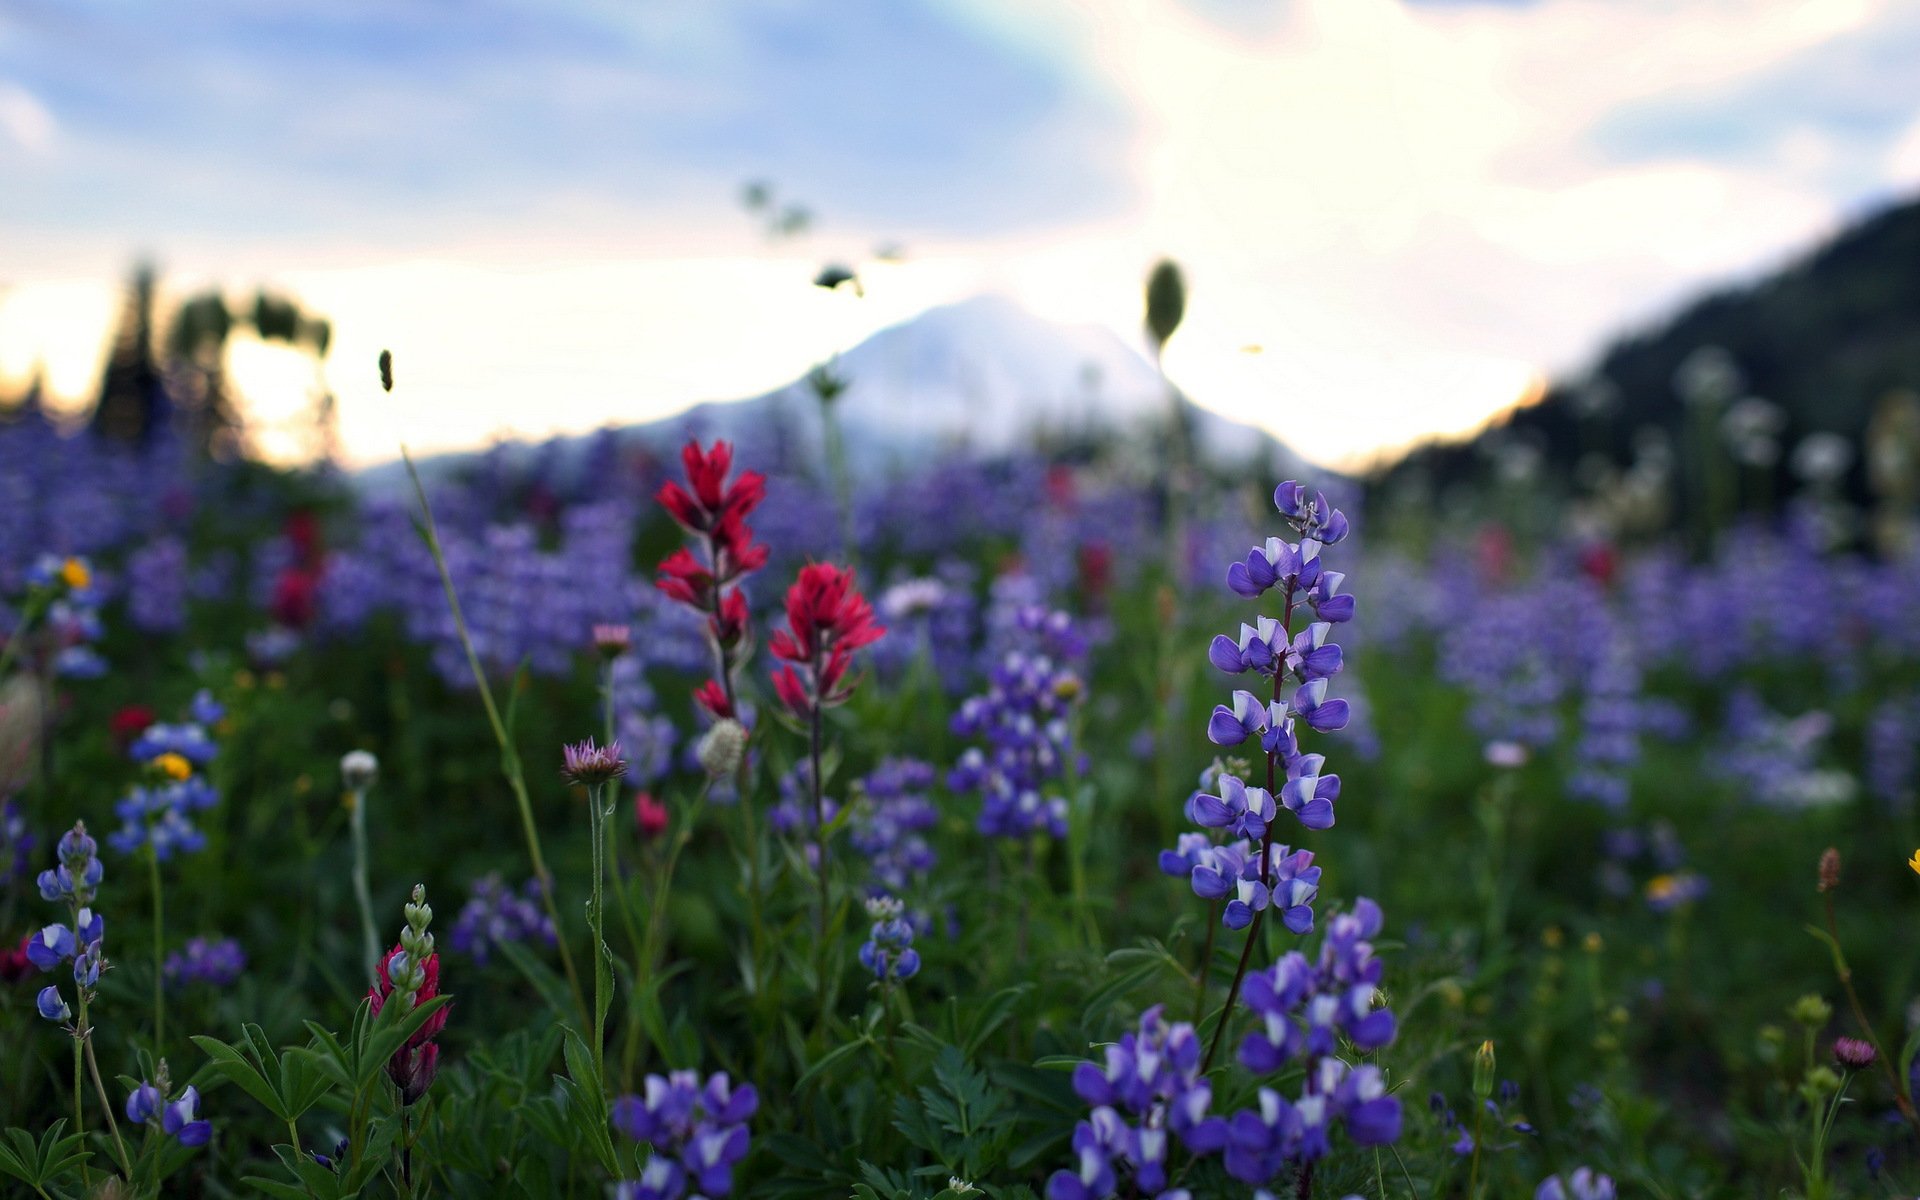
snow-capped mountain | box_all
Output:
[362,293,1310,488]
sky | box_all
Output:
[2,0,1918,468]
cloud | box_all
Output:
[0,0,1135,245]
[0,80,53,151]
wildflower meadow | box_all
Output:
[0,348,1916,1200]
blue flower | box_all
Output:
[858,896,921,982]
[35,985,70,1022]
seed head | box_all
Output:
[1818,847,1841,893]
[697,719,747,778]
[340,750,379,792]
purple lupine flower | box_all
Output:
[1225,898,1400,1183]
[1050,1006,1227,1200]
[449,875,558,965]
[127,1079,212,1146]
[164,936,247,989]
[32,822,106,1024]
[128,723,217,767]
[1,798,36,884]
[37,985,70,1022]
[850,758,940,895]
[612,1070,757,1199]
[1536,1167,1615,1200]
[857,895,921,981]
[949,606,1086,841]
[1187,775,1276,841]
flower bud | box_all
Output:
[1791,994,1833,1028]
[1801,1064,1842,1099]
[1472,1040,1495,1100]
[340,750,379,792]
[592,624,632,659]
[698,719,747,778]
[1818,846,1841,893]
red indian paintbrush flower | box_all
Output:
[656,441,766,535]
[768,563,886,718]
[655,438,770,727]
[368,942,448,1105]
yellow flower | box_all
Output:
[1909,848,1920,876]
[151,752,192,782]
[58,558,90,590]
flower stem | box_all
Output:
[147,846,165,1053]
[588,781,612,1088]
[810,693,828,946]
[404,451,587,1026]
[349,787,380,985]
[1202,907,1266,1073]
[82,1030,130,1177]
[1191,905,1219,1025]
[1820,893,1920,1138]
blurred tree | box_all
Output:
[90,267,336,459]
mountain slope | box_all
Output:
[1378,195,1920,505]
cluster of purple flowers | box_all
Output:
[857,895,921,982]
[1225,899,1400,1182]
[1434,1079,1534,1158]
[850,758,940,895]
[1158,806,1321,933]
[608,650,679,788]
[126,535,189,634]
[31,822,106,1024]
[1566,641,1641,810]
[1166,483,1353,933]
[611,1070,758,1200]
[1864,692,1919,813]
[23,554,107,679]
[948,604,1086,840]
[163,935,246,989]
[1,797,33,884]
[870,564,980,694]
[126,1079,213,1146]
[448,874,558,964]
[1048,1006,1226,1200]
[1710,688,1851,809]
[1537,1167,1615,1200]
[107,691,225,861]
[769,760,839,850]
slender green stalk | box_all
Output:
[602,663,651,1090]
[403,451,586,1023]
[1201,907,1266,1074]
[1191,905,1219,1025]
[147,846,165,1053]
[349,788,380,984]
[810,688,828,945]
[588,781,613,1087]
[81,1030,130,1177]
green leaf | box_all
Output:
[795,1034,873,1092]
[191,1034,290,1120]
[558,1027,620,1175]
[497,936,574,1022]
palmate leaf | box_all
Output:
[191,1033,289,1121]
[0,1120,91,1189]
